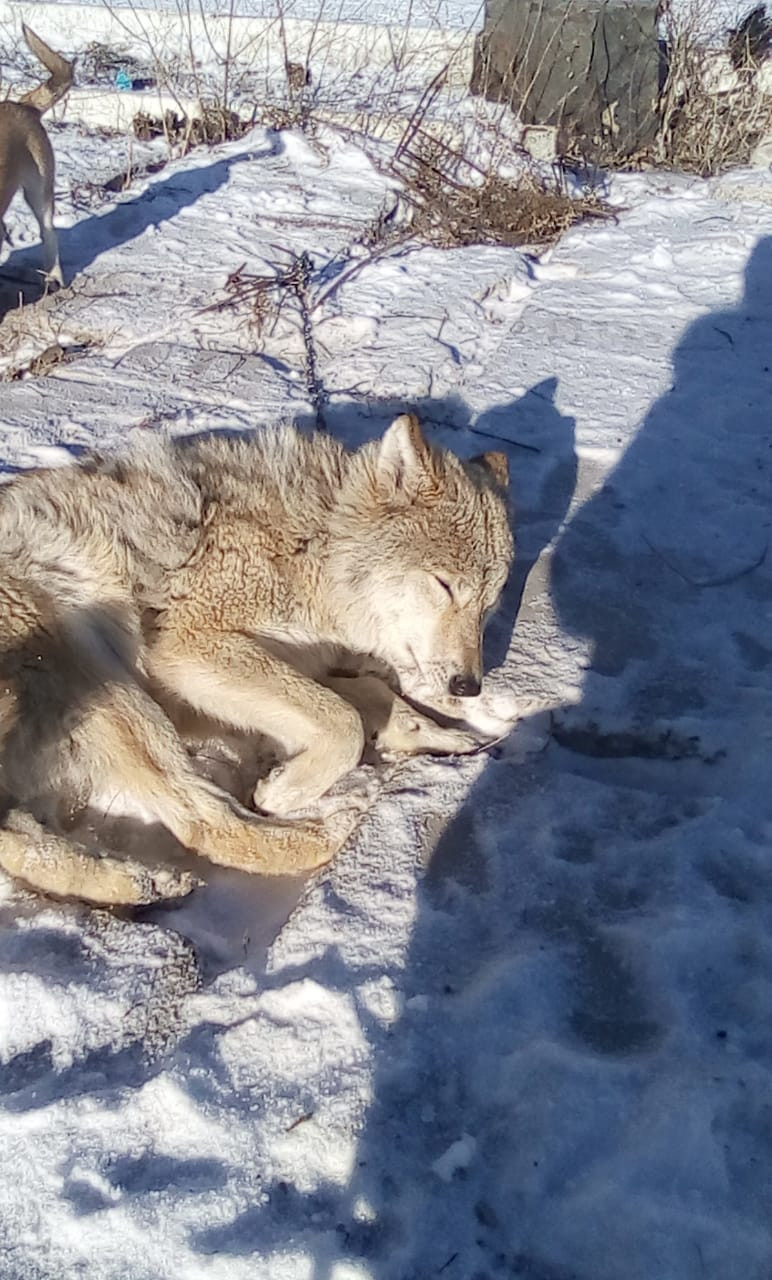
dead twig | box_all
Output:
[3,339,98,382]
[392,128,611,251]
[199,260,280,339]
[285,1111,314,1132]
[201,250,327,429]
[468,424,541,453]
[284,249,327,431]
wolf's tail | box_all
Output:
[17,24,74,115]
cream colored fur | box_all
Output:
[0,414,513,905]
[0,26,74,289]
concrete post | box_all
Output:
[471,0,662,160]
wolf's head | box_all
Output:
[333,414,514,703]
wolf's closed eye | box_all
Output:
[434,575,454,601]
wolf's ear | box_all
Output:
[377,414,430,493]
[470,450,509,490]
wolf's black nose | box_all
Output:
[449,674,481,698]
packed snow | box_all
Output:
[1,0,760,35]
[1,79,772,1280]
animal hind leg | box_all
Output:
[325,674,483,757]
[0,808,193,905]
[73,682,357,876]
[148,624,366,818]
[23,160,63,288]
[0,665,192,904]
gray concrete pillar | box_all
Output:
[471,0,662,160]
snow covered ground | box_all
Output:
[2,101,772,1280]
[1,0,759,32]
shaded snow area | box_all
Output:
[3,117,772,1280]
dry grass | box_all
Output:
[80,39,153,85]
[200,261,280,338]
[201,253,326,425]
[132,105,249,148]
[658,76,772,175]
[392,127,611,250]
[1,334,102,382]
[656,1,772,176]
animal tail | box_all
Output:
[17,24,74,114]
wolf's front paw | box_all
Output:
[425,688,523,740]
[376,704,483,758]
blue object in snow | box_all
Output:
[115,69,133,91]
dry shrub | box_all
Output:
[133,104,248,149]
[660,77,772,175]
[3,338,100,383]
[201,261,279,339]
[393,129,610,250]
[80,40,153,86]
[468,0,772,176]
[657,1,772,175]
[201,252,326,426]
[728,5,772,73]
[251,100,312,133]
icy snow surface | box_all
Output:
[1,117,772,1279]
[5,0,759,34]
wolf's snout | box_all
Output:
[448,674,481,699]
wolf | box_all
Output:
[0,414,514,906]
[0,25,74,290]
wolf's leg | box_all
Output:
[75,683,358,874]
[324,674,482,757]
[148,628,365,817]
[0,809,193,905]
